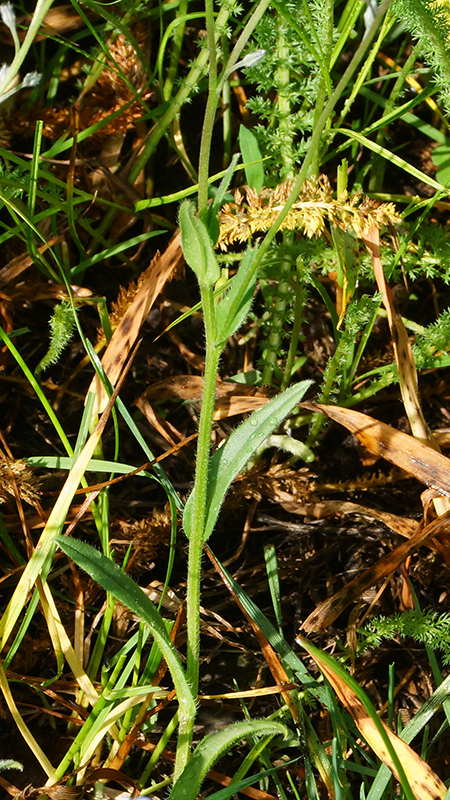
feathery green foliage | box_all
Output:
[35,301,77,377]
[362,609,450,664]
[391,0,450,113]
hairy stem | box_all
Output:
[185,332,221,698]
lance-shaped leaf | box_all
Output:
[55,536,195,727]
[239,125,264,193]
[215,245,259,346]
[179,200,220,288]
[169,720,287,800]
[183,381,312,541]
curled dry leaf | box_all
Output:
[142,375,269,418]
[300,402,450,497]
[297,635,446,800]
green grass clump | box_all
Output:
[3,0,450,795]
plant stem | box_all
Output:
[129,0,273,188]
[260,17,294,387]
[239,0,393,285]
[128,3,230,187]
[222,35,232,168]
[0,0,55,96]
[260,240,293,387]
[185,333,221,699]
[281,270,307,392]
[217,0,273,94]
[310,0,335,174]
[368,43,419,192]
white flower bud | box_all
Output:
[22,70,41,87]
[235,49,266,71]
[0,2,16,33]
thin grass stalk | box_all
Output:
[163,0,189,100]
[197,0,219,221]
[0,661,56,779]
[310,0,335,174]
[335,12,396,132]
[0,0,54,96]
[128,3,231,186]
[368,44,420,192]
[221,34,232,168]
[130,0,273,186]
[139,711,179,787]
[217,0,273,95]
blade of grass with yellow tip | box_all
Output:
[0,377,123,655]
[297,635,446,800]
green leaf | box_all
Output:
[215,245,258,346]
[179,200,220,287]
[208,552,332,707]
[238,125,264,193]
[55,536,195,722]
[204,758,301,800]
[183,380,312,541]
[168,720,287,800]
[431,143,450,186]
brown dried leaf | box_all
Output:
[300,402,450,496]
[142,375,268,418]
[281,498,419,539]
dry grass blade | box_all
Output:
[297,634,447,800]
[205,545,301,723]
[91,234,183,414]
[206,770,278,800]
[363,225,450,517]
[302,508,450,632]
[199,685,298,700]
[363,226,432,444]
[0,660,56,780]
[300,402,450,496]
[281,499,419,538]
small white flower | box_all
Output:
[22,70,41,88]
[223,49,267,81]
[0,70,41,105]
[0,2,16,33]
